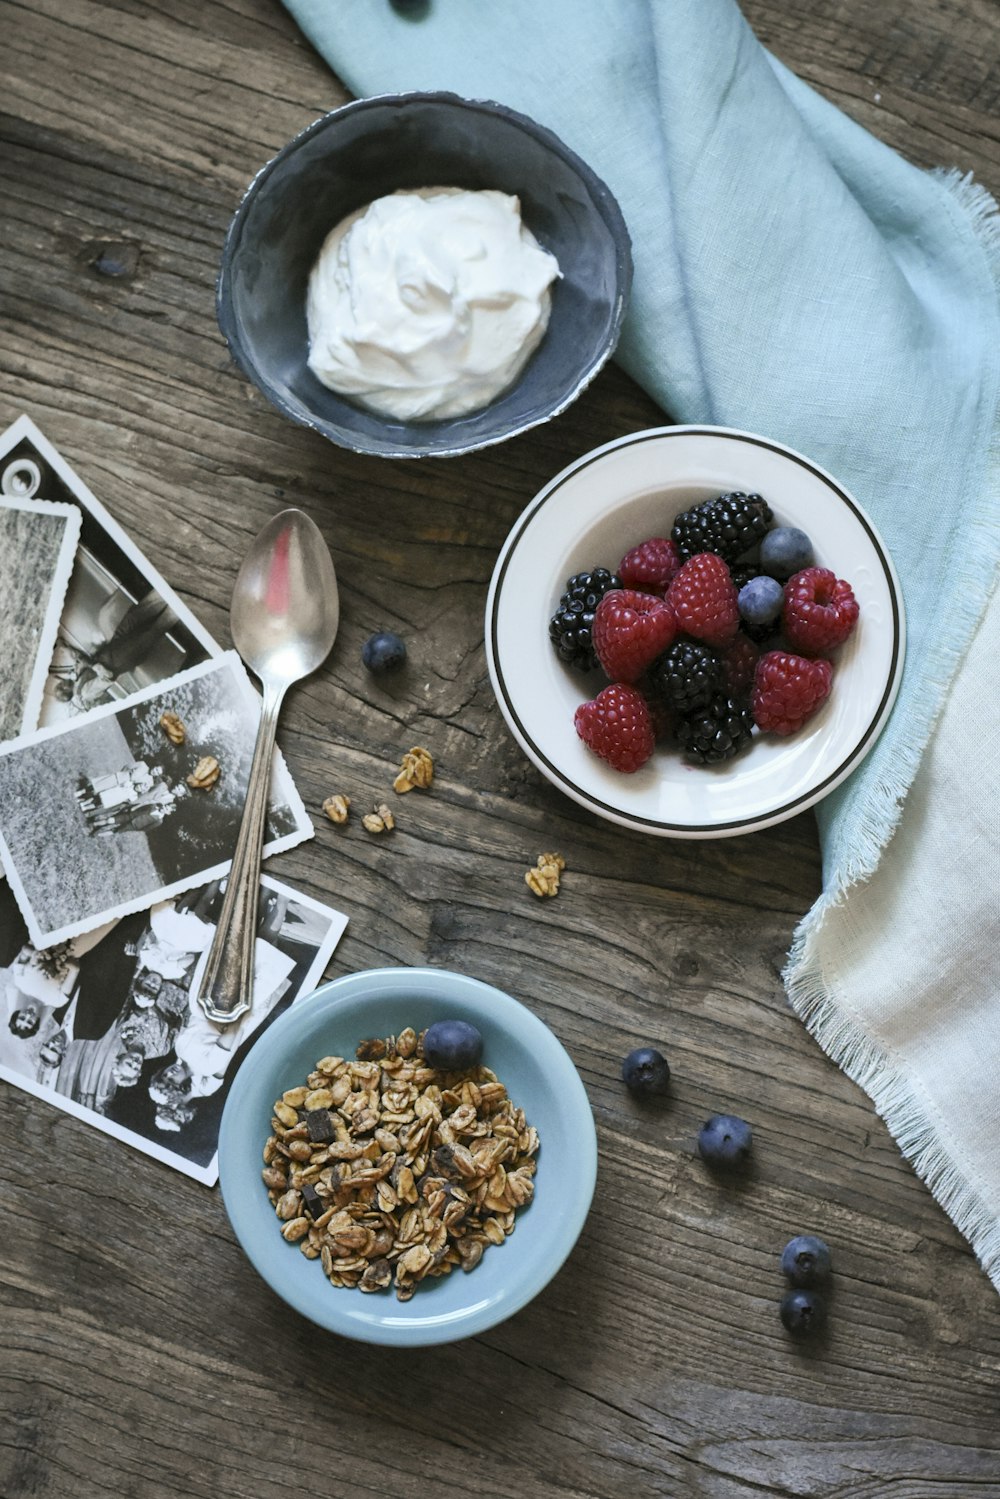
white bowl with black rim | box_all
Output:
[485,426,905,839]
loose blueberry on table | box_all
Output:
[779,1287,829,1339]
[549,491,861,775]
[781,1233,833,1286]
[362,629,407,673]
[621,1046,671,1097]
[697,1112,753,1168]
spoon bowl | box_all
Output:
[231,509,339,683]
[195,508,338,1024]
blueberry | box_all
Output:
[760,526,814,579]
[362,630,407,673]
[697,1113,753,1168]
[781,1234,832,1286]
[737,575,784,625]
[622,1046,671,1097]
[779,1287,828,1339]
[422,1019,483,1071]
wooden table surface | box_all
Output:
[2,3,999,1496]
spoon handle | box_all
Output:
[196,682,285,1025]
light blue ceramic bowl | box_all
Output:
[218,966,597,1346]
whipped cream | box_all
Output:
[306,187,560,422]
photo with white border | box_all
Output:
[0,493,81,743]
[0,873,347,1185]
[0,652,313,947]
[0,415,220,727]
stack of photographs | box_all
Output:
[0,416,347,1184]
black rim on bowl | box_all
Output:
[217,91,633,459]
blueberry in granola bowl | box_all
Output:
[218,966,597,1346]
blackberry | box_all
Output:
[676,693,754,764]
[741,618,781,645]
[671,491,774,563]
[648,640,726,717]
[549,567,621,671]
[729,563,761,593]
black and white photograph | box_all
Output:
[0,493,81,743]
[0,874,346,1184]
[0,652,313,948]
[0,415,218,728]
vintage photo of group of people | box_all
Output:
[0,417,347,1182]
[0,876,345,1180]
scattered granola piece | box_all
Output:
[393,745,434,794]
[362,802,395,834]
[187,754,220,790]
[322,793,351,825]
[159,710,186,745]
[525,851,566,898]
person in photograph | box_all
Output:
[89,777,190,837]
[69,911,147,1041]
[0,941,76,1076]
[132,895,213,982]
[0,996,67,1079]
[149,1057,194,1108]
[54,1032,145,1114]
[153,1099,196,1133]
[116,969,189,1063]
[172,942,295,1098]
[6,939,77,1012]
[35,1027,69,1088]
[49,590,181,712]
[147,1060,198,1134]
[77,760,154,814]
[0,1013,70,1088]
[7,1001,42,1039]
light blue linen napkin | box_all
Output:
[281,0,1000,1275]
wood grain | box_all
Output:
[2,2,1000,1496]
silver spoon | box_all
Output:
[196,508,339,1025]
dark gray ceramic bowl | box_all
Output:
[217,92,633,459]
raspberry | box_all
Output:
[752,651,833,735]
[665,553,739,646]
[641,686,675,742]
[575,683,656,773]
[618,537,682,594]
[783,568,859,655]
[593,589,677,683]
[720,633,760,700]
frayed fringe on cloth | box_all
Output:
[785,167,1000,1292]
[785,922,1000,1291]
[817,169,1000,893]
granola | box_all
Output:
[362,803,395,834]
[187,754,221,790]
[262,1028,539,1301]
[159,710,186,745]
[322,794,351,825]
[393,745,434,794]
[525,851,565,898]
